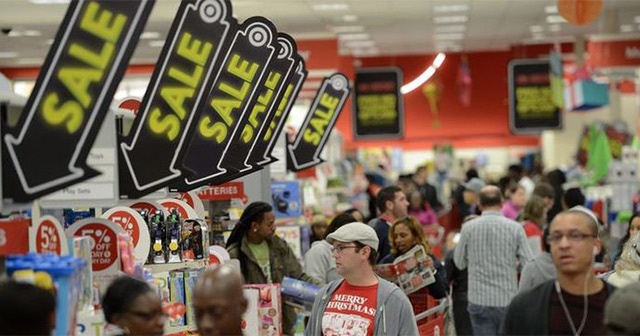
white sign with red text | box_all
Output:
[31,215,68,255]
[102,206,150,263]
[66,218,123,275]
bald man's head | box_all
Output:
[193,265,247,336]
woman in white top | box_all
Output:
[604,232,640,287]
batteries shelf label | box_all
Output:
[119,0,236,199]
[287,73,350,171]
[179,17,278,190]
[2,0,154,202]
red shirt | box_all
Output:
[322,281,378,336]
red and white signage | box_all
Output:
[159,198,198,220]
[127,200,169,218]
[0,218,30,256]
[102,206,150,263]
[197,182,248,203]
[588,39,640,67]
[66,218,123,273]
[31,216,68,255]
[175,191,206,219]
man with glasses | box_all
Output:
[369,186,410,262]
[305,222,418,336]
[454,185,533,335]
[501,206,616,335]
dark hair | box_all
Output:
[621,213,640,246]
[465,168,479,181]
[102,276,152,324]
[542,225,551,252]
[225,202,273,248]
[0,281,55,335]
[343,208,363,219]
[508,164,523,175]
[479,187,503,207]
[354,241,378,266]
[324,213,357,239]
[376,186,402,213]
[563,187,585,208]
[533,182,554,199]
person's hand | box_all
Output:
[421,256,435,270]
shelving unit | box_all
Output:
[145,259,207,273]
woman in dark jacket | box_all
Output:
[380,216,447,327]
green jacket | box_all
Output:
[227,235,321,335]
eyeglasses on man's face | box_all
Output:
[547,230,597,245]
[331,244,358,254]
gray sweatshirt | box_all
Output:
[303,240,340,285]
[518,252,556,293]
[305,277,419,336]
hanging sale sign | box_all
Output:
[2,0,154,202]
[250,58,306,168]
[508,59,562,134]
[353,67,404,139]
[287,73,350,171]
[178,17,279,190]
[102,206,150,263]
[119,0,237,199]
[215,34,298,181]
[31,216,69,255]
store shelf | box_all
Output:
[145,259,207,273]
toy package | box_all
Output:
[167,209,182,263]
[183,268,203,327]
[243,284,282,336]
[181,219,206,261]
[169,270,186,327]
[149,210,167,264]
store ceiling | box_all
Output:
[1,0,640,68]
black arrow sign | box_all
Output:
[118,0,236,199]
[216,33,297,177]
[249,57,307,167]
[177,17,278,190]
[287,73,350,171]
[2,0,154,203]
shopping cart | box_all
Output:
[415,298,448,336]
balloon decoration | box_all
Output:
[422,77,443,128]
[557,0,603,26]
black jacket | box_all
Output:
[500,279,616,335]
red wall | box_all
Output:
[336,50,542,150]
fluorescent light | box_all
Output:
[529,25,544,33]
[45,39,54,45]
[7,31,23,37]
[434,4,469,13]
[148,40,164,48]
[548,24,561,32]
[29,0,69,3]
[434,15,468,24]
[17,58,43,65]
[532,33,546,40]
[546,15,567,24]
[544,5,558,14]
[338,33,370,41]
[23,30,41,37]
[352,48,379,57]
[332,25,364,33]
[312,3,348,11]
[344,40,375,48]
[140,31,161,39]
[621,24,634,33]
[0,52,18,58]
[401,53,446,94]
[342,14,358,22]
[434,33,464,40]
[436,44,462,52]
[435,25,466,33]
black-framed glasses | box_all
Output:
[547,231,597,244]
[331,245,358,254]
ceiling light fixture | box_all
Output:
[312,3,349,11]
[435,25,466,33]
[29,0,70,4]
[345,40,375,48]
[529,25,544,33]
[434,15,468,24]
[140,31,161,39]
[332,25,364,33]
[148,40,164,48]
[434,33,464,40]
[546,15,567,24]
[434,4,469,13]
[401,52,446,94]
[23,30,42,37]
[0,51,19,58]
[544,5,558,14]
[338,33,370,41]
[342,14,358,22]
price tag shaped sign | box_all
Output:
[102,206,150,263]
[66,218,123,273]
[31,215,68,255]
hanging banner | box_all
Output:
[2,0,154,202]
[508,59,562,134]
[353,67,404,139]
[31,216,68,255]
[119,0,236,199]
[287,73,350,171]
[178,17,278,190]
[215,34,298,181]
[249,58,306,168]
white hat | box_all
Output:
[326,222,379,252]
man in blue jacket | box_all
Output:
[305,222,418,336]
